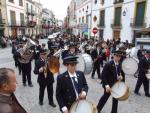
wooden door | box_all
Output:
[113,30,120,40]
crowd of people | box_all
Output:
[0,32,149,113]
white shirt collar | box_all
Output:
[114,60,119,66]
[68,71,77,78]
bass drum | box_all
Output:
[70,100,98,113]
[111,82,130,101]
[122,57,138,75]
[77,53,93,75]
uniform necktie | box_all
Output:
[116,65,120,77]
[72,77,79,94]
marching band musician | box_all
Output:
[91,43,103,79]
[97,50,125,113]
[134,50,150,97]
[17,41,33,87]
[34,49,56,107]
[56,54,88,113]
[137,45,144,60]
[33,40,41,64]
[61,43,77,59]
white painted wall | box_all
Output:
[91,0,100,37]
[6,0,25,36]
[76,0,92,38]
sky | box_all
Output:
[40,0,71,20]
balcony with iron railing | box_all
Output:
[8,22,26,27]
[114,0,124,4]
[111,19,122,29]
[26,8,36,16]
[27,21,36,27]
[0,19,6,26]
[130,18,146,28]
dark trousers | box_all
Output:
[134,76,149,95]
[91,63,101,79]
[21,63,32,85]
[39,83,54,104]
[18,62,22,75]
[97,89,118,113]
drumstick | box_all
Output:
[74,100,79,112]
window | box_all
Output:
[99,29,104,39]
[99,10,105,27]
[101,0,104,4]
[114,0,123,4]
[10,10,16,26]
[20,13,24,26]
[87,6,89,9]
[79,18,81,23]
[82,16,84,23]
[0,9,2,24]
[19,0,23,6]
[94,0,97,4]
[114,7,121,26]
[135,1,146,26]
[9,0,13,3]
[82,8,84,12]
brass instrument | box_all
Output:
[47,48,66,74]
[18,38,36,63]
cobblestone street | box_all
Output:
[0,40,150,113]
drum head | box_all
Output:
[146,70,150,79]
[77,54,93,75]
[111,82,128,99]
[122,58,138,75]
[70,100,98,113]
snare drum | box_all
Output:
[69,100,98,113]
[111,82,130,101]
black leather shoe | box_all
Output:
[49,103,56,107]
[39,101,43,105]
[134,92,141,96]
[28,84,33,87]
[145,94,150,97]
[23,83,26,86]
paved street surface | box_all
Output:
[0,39,150,113]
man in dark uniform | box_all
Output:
[34,49,56,107]
[61,44,76,59]
[91,43,103,79]
[56,54,88,113]
[33,41,41,64]
[137,45,144,60]
[17,43,33,87]
[97,50,125,113]
[134,50,150,97]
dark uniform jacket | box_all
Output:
[33,45,41,60]
[91,49,103,64]
[34,58,54,85]
[0,93,27,113]
[56,71,88,111]
[101,60,125,88]
[138,56,150,79]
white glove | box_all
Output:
[39,67,44,73]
